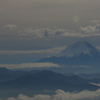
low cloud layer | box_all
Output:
[15,26,100,38]
[20,28,75,38]
[0,62,59,69]
[2,24,100,39]
[21,27,100,38]
[0,46,65,55]
[6,89,100,100]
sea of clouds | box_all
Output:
[1,89,100,100]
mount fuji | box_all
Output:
[37,41,100,66]
[58,41,100,57]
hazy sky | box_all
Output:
[1,0,100,28]
[1,0,100,68]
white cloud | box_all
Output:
[21,28,69,38]
[3,24,17,30]
[2,24,100,39]
[19,26,100,38]
[80,24,100,34]
[2,25,100,38]
[0,46,66,55]
[7,89,100,100]
[21,27,91,38]
[90,83,100,87]
[0,62,59,69]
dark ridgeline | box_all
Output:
[0,68,99,98]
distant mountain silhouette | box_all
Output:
[33,70,88,85]
[0,67,26,75]
[0,70,97,90]
[0,67,27,82]
[78,72,100,79]
[0,70,99,98]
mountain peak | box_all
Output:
[58,41,100,57]
[37,41,100,66]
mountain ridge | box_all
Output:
[0,69,100,98]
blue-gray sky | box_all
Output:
[1,0,100,69]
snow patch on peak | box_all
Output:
[57,41,100,57]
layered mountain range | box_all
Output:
[1,41,100,98]
[0,67,100,98]
[37,41,100,66]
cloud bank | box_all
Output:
[19,25,100,38]
[0,62,59,69]
[0,46,66,55]
[2,24,100,39]
[7,89,100,100]
[20,28,72,38]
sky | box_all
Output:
[1,0,100,69]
